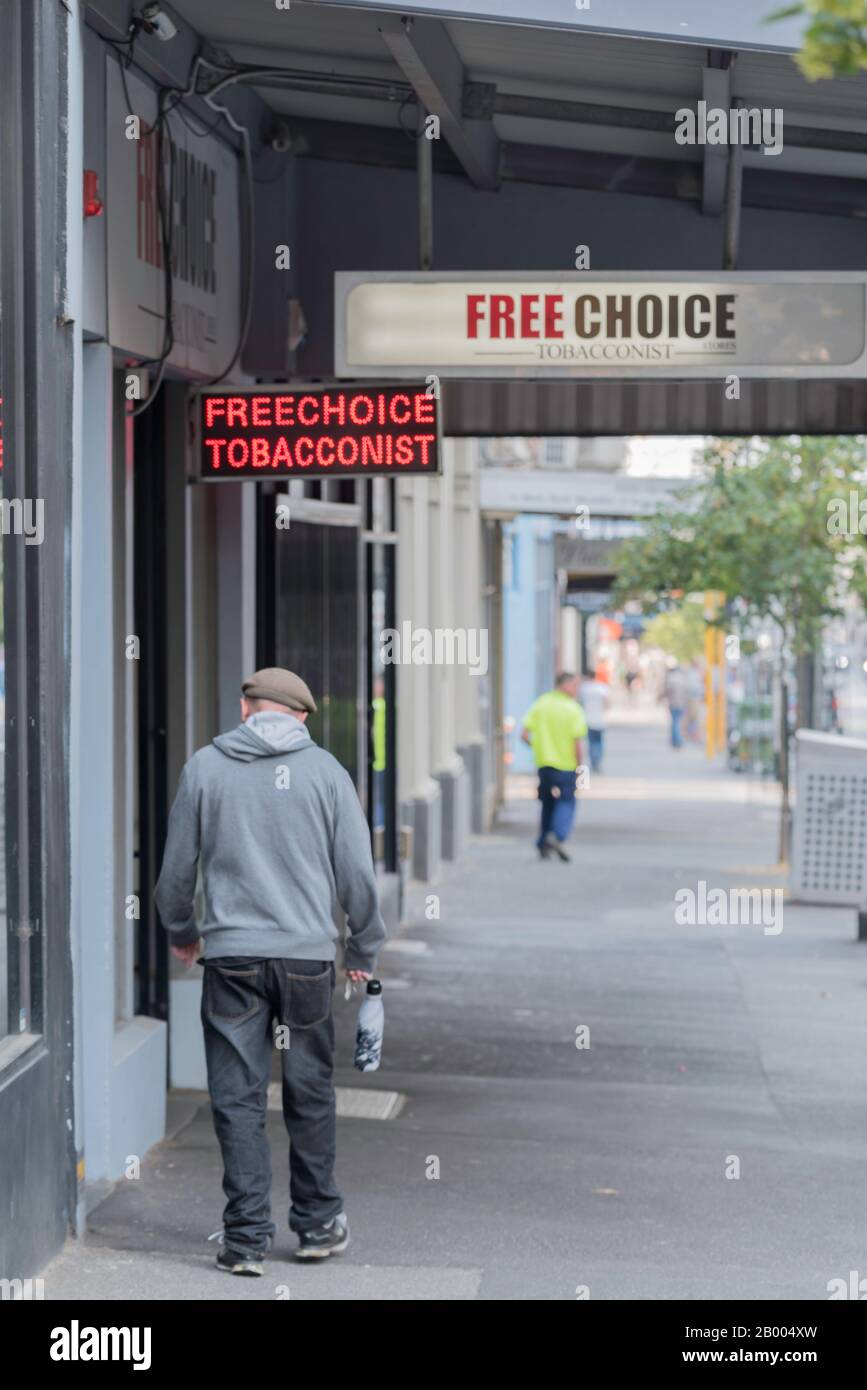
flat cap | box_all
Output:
[242,667,317,714]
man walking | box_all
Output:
[155,667,385,1274]
[579,667,611,774]
[664,659,690,749]
[520,672,588,861]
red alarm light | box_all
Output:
[84,170,103,219]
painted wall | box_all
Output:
[504,515,558,775]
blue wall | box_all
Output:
[504,516,557,774]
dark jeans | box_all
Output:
[536,766,578,848]
[201,956,342,1254]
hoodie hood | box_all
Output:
[213,710,314,762]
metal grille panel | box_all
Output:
[442,379,867,437]
[791,732,867,906]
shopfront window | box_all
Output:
[367,534,397,870]
[0,374,39,1048]
[273,511,360,785]
[0,402,7,1040]
[0,378,30,1049]
[0,382,23,1047]
[370,543,388,840]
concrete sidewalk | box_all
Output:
[43,708,867,1299]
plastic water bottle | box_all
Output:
[354,979,384,1072]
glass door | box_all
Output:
[367,540,397,871]
[272,513,360,786]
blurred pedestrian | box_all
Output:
[520,672,588,861]
[664,659,689,749]
[580,667,611,773]
[371,674,387,827]
[685,661,704,744]
[155,667,385,1272]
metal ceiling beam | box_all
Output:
[377,13,501,189]
[702,52,735,216]
[286,114,867,218]
[471,84,867,156]
[244,63,867,157]
[725,101,745,269]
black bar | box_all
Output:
[134,394,169,1022]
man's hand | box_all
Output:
[345,969,372,985]
[171,942,201,968]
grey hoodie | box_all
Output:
[154,711,386,971]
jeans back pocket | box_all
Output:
[204,962,262,1023]
[282,964,333,1029]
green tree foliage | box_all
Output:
[614,436,867,653]
[643,601,706,664]
[768,1,867,80]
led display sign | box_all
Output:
[195,384,440,480]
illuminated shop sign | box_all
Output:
[194,384,440,480]
[335,273,867,380]
[106,58,241,376]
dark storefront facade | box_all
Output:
[0,0,76,1282]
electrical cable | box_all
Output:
[196,57,411,99]
[397,90,422,140]
[130,54,210,415]
[196,78,256,385]
[117,48,264,409]
[170,98,226,140]
[131,84,182,414]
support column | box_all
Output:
[170,475,256,1091]
[431,442,469,859]
[453,439,487,834]
[75,345,166,1189]
[397,476,441,881]
[452,444,494,828]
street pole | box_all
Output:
[705,617,716,759]
[418,103,433,271]
[778,672,791,864]
[724,104,743,271]
[716,626,727,756]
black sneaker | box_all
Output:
[215,1246,265,1276]
[543,833,571,862]
[294,1213,350,1261]
[209,1230,267,1276]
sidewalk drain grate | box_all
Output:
[267,1083,406,1121]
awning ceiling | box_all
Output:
[167,0,867,196]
